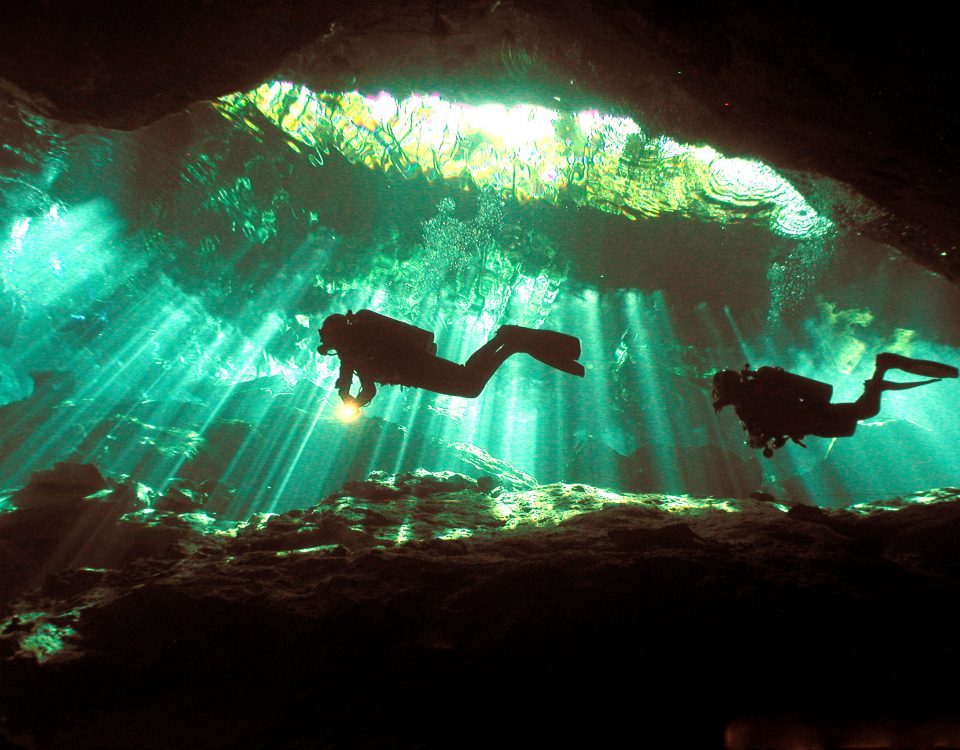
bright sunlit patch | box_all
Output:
[20,623,77,663]
[275,544,340,557]
[1,612,79,664]
[218,83,832,239]
[10,216,30,242]
[435,527,474,540]
[336,401,360,422]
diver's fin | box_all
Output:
[878,378,940,391]
[496,325,584,376]
[876,353,959,379]
[527,353,585,377]
[497,325,581,358]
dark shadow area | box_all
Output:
[3,466,960,748]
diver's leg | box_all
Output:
[862,353,947,402]
[453,325,586,397]
[839,373,931,423]
[456,338,516,397]
[404,327,584,398]
[801,356,955,439]
[396,340,514,398]
[820,375,929,437]
[848,378,885,421]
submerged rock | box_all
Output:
[2,465,960,746]
[9,461,109,509]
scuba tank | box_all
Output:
[351,310,437,355]
[736,365,834,458]
[752,366,833,403]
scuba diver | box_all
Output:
[712,352,958,457]
[318,309,584,410]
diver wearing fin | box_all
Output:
[712,353,958,457]
[318,310,584,410]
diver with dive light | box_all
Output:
[317,309,584,413]
[712,353,958,457]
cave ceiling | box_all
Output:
[1,0,957,284]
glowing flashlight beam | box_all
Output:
[336,402,360,423]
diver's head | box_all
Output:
[317,313,350,355]
[711,369,742,412]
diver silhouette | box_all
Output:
[712,353,958,457]
[318,309,584,409]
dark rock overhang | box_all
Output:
[1,1,957,282]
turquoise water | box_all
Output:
[2,89,959,515]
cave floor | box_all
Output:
[3,465,960,748]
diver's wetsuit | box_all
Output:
[732,370,881,441]
[324,312,584,407]
[715,353,958,455]
[338,335,520,405]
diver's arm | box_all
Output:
[336,360,355,403]
[355,372,377,406]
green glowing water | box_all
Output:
[1,85,959,516]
